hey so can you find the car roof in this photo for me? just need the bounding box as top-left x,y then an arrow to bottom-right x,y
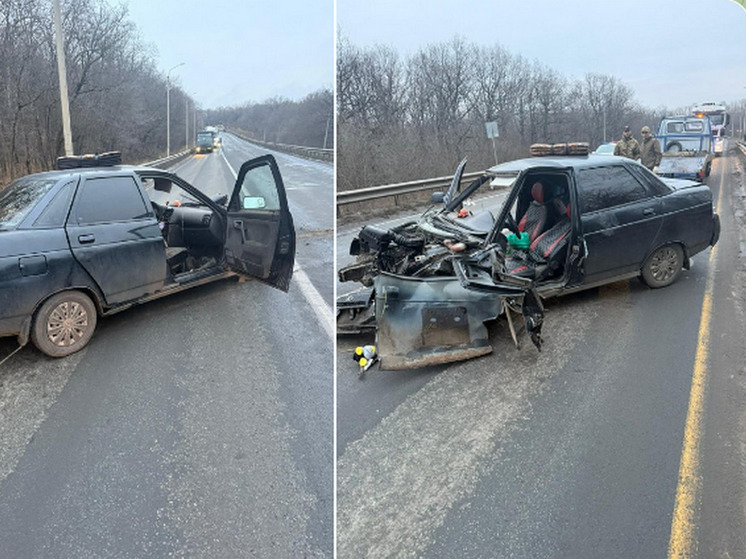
11,164 -> 158,183
487,154 -> 629,174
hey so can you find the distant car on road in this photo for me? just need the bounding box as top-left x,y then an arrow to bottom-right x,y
338,146 -> 720,369
0,153 -> 295,356
592,142 -> 617,155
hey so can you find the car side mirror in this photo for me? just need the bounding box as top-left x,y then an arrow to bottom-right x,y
243,196 -> 266,209
431,192 -> 445,204
154,178 -> 172,193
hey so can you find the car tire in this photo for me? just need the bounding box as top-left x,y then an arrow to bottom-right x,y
705,161 -> 712,177
641,244 -> 684,288
31,291 -> 97,357
666,142 -> 682,153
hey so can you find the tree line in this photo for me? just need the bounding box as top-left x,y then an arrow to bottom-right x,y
205,89 -> 333,150
0,0 -> 329,186
337,36 -> 674,191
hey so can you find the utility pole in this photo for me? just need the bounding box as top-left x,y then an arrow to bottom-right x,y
323,117 -> 331,149
166,62 -> 185,156
53,0 -> 73,155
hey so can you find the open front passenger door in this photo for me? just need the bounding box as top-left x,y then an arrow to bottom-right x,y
224,155 -> 295,292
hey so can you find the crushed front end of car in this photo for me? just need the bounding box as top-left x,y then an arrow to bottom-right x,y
374,272 -> 501,369
338,204 -> 544,369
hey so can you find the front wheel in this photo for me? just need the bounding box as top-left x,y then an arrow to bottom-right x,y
31,291 -> 97,357
641,244 -> 684,288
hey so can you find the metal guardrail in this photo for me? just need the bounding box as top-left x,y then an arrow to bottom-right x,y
737,141 -> 746,157
337,171 -> 484,206
229,131 -> 333,162
143,150 -> 191,169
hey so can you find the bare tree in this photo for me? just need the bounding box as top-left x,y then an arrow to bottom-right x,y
336,37 -> 660,191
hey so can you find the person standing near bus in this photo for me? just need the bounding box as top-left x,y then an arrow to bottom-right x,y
639,125 -> 662,171
614,125 -> 641,160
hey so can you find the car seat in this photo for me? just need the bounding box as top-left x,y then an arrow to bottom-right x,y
518,182 -> 554,242
505,202 -> 572,281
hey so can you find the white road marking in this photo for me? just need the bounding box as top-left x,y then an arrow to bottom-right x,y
293,264 -> 334,340
220,150 -> 333,340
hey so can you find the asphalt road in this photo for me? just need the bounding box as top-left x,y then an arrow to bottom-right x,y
0,136 -> 334,558
336,148 -> 746,558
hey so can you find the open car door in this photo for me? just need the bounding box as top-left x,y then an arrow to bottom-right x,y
224,155 -> 295,292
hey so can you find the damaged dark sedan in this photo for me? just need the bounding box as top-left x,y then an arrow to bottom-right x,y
0,153 -> 295,357
338,145 -> 720,370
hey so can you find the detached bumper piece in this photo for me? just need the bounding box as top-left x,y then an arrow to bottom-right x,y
374,273 -> 501,370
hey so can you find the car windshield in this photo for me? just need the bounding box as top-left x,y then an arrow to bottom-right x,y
0,176 -> 59,230
197,133 -> 212,142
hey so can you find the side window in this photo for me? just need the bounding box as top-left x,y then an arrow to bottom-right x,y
576,166 -> 650,214
33,180 -> 76,228
75,176 -> 149,224
237,164 -> 280,210
667,122 -> 684,133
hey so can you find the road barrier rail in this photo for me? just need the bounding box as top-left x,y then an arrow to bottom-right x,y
337,171 -> 484,219
144,150 -> 191,169
737,140 -> 746,158
229,131 -> 333,162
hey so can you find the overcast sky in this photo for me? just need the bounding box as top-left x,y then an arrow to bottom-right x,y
338,0 -> 746,111
122,0 -> 333,109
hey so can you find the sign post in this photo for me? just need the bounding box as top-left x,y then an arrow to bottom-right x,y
485,120 -> 499,165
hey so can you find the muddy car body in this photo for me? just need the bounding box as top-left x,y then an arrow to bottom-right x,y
0,154 -> 295,356
338,152 -> 720,369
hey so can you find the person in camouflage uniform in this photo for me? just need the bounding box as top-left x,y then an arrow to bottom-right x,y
639,125 -> 662,171
614,125 -> 641,160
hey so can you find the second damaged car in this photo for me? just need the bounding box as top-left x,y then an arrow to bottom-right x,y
338,144 -> 720,370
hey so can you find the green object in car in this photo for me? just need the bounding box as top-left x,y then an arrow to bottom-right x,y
507,232 -> 530,249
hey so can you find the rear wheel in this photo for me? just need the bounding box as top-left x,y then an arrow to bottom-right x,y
641,244 -> 684,288
31,291 -> 97,357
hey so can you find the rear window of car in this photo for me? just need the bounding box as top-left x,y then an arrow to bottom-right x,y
33,180 -> 76,228
0,176 -> 59,230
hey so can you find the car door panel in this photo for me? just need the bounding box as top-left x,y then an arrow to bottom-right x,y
581,199 -> 664,281
574,164 -> 665,284
224,155 -> 295,292
67,175 -> 168,305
